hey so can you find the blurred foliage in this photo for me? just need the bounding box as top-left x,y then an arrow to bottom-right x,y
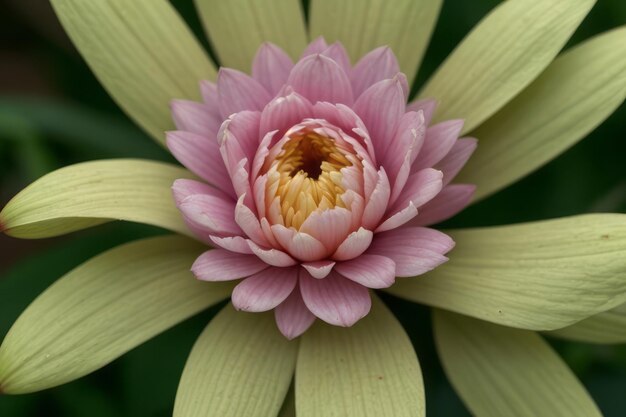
0,0 -> 625,415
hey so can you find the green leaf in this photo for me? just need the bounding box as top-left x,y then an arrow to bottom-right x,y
547,303 -> 626,344
419,0 -> 595,133
296,296 -> 424,417
460,27 -> 626,202
386,214 -> 626,330
434,310 -> 602,417
173,305 -> 297,417
0,235 -> 231,394
195,0 -> 307,70
309,0 -> 442,81
0,159 -> 193,239
50,0 -> 216,144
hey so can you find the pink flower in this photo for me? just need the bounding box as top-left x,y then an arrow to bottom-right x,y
167,38 -> 476,339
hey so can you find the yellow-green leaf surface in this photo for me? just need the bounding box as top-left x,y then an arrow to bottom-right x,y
0,159 -> 193,239
461,27 -> 626,202
195,0 -> 307,71
420,0 -> 594,134
51,0 -> 216,144
0,236 -> 231,394
434,310 -> 602,417
387,214 -> 626,330
297,296 -> 424,417
174,305 -> 297,417
548,302 -> 626,344
309,0 -> 442,80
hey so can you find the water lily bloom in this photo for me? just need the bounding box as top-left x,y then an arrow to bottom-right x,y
1,0 -> 625,416
169,39 -> 471,337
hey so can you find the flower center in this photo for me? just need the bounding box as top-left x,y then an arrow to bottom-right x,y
265,131 -> 356,229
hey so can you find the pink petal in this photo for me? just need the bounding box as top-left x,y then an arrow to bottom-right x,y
252,43 -> 294,95
210,235 -> 254,254
335,254 -> 396,289
387,111 -> 426,205
301,261 -> 336,279
200,80 -> 220,115
300,270 -> 371,327
172,179 -> 217,205
218,110 -> 261,171
299,207 -> 353,252
248,240 -> 298,267
375,202 -> 418,233
435,138 -> 477,186
361,167 -> 391,230
351,46 -> 400,99
353,77 -> 406,158
232,266 -> 298,312
259,90 -> 313,140
287,54 -> 354,105
413,120 -> 464,171
166,131 -> 234,196
367,227 -> 454,277
170,100 -> 221,136
333,227 -> 374,261
178,193 -> 241,236
390,168 -> 443,213
217,68 -> 272,118
271,224 -> 328,262
301,36 -> 329,58
191,249 -> 268,281
409,184 -> 476,226
321,42 -> 351,74
235,195 -> 268,245
275,284 -> 316,340
406,98 -> 437,126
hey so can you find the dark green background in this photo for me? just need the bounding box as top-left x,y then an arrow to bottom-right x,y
1,0 -> 624,415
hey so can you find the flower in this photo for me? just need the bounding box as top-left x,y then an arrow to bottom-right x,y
169,39 -> 473,338
1,0 -> 625,416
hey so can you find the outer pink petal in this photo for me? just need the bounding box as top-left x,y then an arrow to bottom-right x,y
301,261 -> 336,279
248,240 -> 298,267
217,68 -> 272,118
172,179 -> 218,205
409,184 -> 476,226
375,202 -> 418,233
332,227 -> 373,261
271,224 -> 328,262
351,46 -> 400,99
275,284 -> 316,340
389,168 -> 443,213
353,77 -> 406,158
300,270 -> 371,327
171,100 -> 221,136
210,235 -> 254,254
300,36 -> 328,58
287,54 -> 354,105
406,98 -> 437,126
235,195 -> 268,245
200,80 -> 221,116
178,193 -> 241,236
387,111 -> 426,205
321,42 -> 351,74
367,227 -> 454,277
435,138 -> 478,186
335,254 -> 396,289
412,120 -> 464,171
259,89 -> 313,140
232,266 -> 298,312
191,249 -> 268,281
166,131 -> 234,196
252,43 -> 294,95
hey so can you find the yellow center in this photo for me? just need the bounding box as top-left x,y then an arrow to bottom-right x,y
265,132 -> 357,229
